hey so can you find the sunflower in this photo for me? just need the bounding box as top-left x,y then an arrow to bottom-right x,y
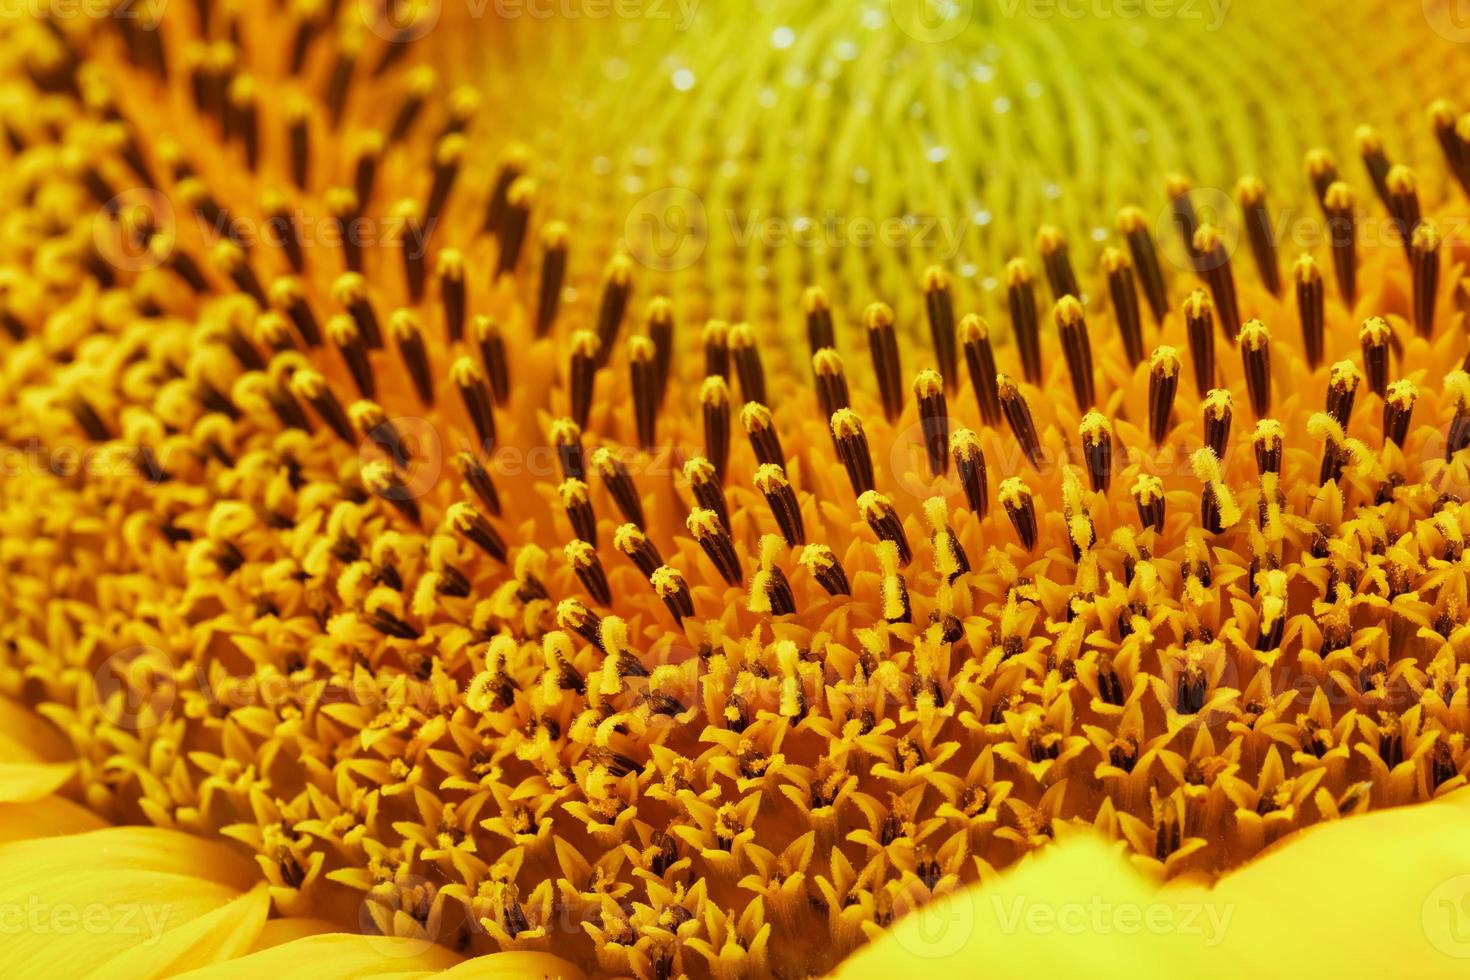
5,1 -> 1470,978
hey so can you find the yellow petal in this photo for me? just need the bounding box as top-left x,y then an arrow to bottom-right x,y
0,697 -> 72,761
842,787 -> 1470,979
0,827 -> 260,974
178,933 -> 463,980
0,794 -> 107,842
436,952 -> 588,980
0,761 -> 74,803
103,883 -> 269,977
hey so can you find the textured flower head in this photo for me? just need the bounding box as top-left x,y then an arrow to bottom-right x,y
4,2 -> 1470,978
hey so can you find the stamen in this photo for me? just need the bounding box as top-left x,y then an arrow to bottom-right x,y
1193,224 -> 1241,341
1006,258 -> 1044,383
289,368 -> 353,443
352,130 -> 383,208
1359,316 -> 1391,397
751,536 -> 796,617
614,523 -> 663,577
813,348 -> 851,426
873,540 -> 911,624
703,320 -> 729,379
262,190 -> 304,273
333,272 -> 383,349
1239,319 -> 1272,419
1323,182 -> 1357,307
865,302 -> 904,423
1079,412 -> 1113,492
1383,380 -> 1417,448
453,356 -> 497,449
1131,474 -> 1164,533
1101,247 -> 1146,367
1165,174 -> 1202,272
1203,389 -> 1233,461
1252,419 -> 1284,475
688,508 -> 743,585
1183,289 -> 1217,395
951,428 -> 989,516
1235,177 -> 1282,295
923,266 -> 960,388
1294,254 -> 1325,368
536,222 -> 568,337
1355,125 -> 1393,209
1191,448 -> 1241,534
859,490 -> 911,566
287,96 -> 310,188
327,314 -> 373,398
1117,206 -> 1168,325
1036,225 -> 1080,300
628,336 -> 658,450
1429,101 -> 1470,197
593,448 -> 645,530
393,201 -> 426,303
211,241 -> 267,307
1309,413 -> 1349,486
423,133 -> 465,232
959,315 -> 1001,425
437,249 -> 466,343
270,277 -> 320,348
701,376 -> 731,484
254,311 -> 298,356
364,459 -> 420,526
1061,467 -> 1096,559
914,369 -> 950,477
494,177 -> 533,277
730,322 -> 769,406
472,316 -> 510,406
387,66 -> 435,143
804,286 -> 836,353
1447,372 -> 1470,460
755,464 -> 805,546
647,297 -> 675,406
551,418 -> 586,481
326,188 -> 363,274
998,374 -> 1044,471
1386,165 -> 1422,252
651,566 -> 694,624
323,32 -> 360,126
555,597 -> 604,652
454,450 -> 501,517
683,457 -> 730,531
831,409 -> 875,497
1148,346 -> 1180,446
1305,148 -> 1339,210
799,544 -> 850,596
568,330 -> 600,430
351,400 -> 401,465
1055,296 -> 1096,409
559,478 -> 597,545
1411,220 -> 1441,339
483,146 -> 528,236
596,254 -> 633,367
1326,361 -> 1361,429
924,497 -> 971,582
999,478 -> 1038,550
